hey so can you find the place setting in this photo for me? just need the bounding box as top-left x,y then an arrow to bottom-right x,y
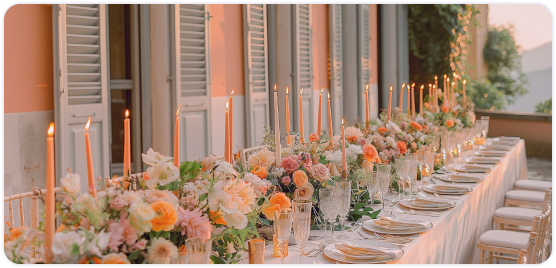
464,156 -> 501,165
450,163 -> 493,173
433,173 -> 484,183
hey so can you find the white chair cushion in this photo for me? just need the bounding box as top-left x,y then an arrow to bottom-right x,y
505,190 -> 545,203
514,180 -> 552,191
479,230 -> 529,249
494,207 -> 542,221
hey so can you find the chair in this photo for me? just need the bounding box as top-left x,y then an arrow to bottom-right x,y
504,190 -> 546,208
514,180 -> 552,192
493,188 -> 551,232
239,146 -> 264,167
477,203 -> 552,263
4,186 -> 62,263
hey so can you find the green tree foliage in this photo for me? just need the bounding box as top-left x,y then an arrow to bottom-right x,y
534,98 -> 552,114
467,80 -> 506,110
482,25 -> 528,105
408,4 -> 478,83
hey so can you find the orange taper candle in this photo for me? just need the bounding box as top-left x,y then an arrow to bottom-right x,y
411,83 -> 416,120
341,118 -> 346,172
229,89 -> 234,162
285,87 -> 291,147
299,88 -> 305,143
124,110 -> 131,175
387,86 -> 393,121
327,92 -> 333,143
399,83 -> 405,112
434,75 -> 438,111
45,123 -> 55,263
225,101 -> 230,163
84,117 -> 97,199
365,84 -> 369,130
407,86 -> 411,116
317,87 -> 324,136
419,85 -> 424,115
462,79 -> 467,105
173,106 -> 180,167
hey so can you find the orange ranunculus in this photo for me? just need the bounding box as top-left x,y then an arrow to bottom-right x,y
8,226 -> 28,242
262,192 -> 291,221
410,121 -> 422,131
423,125 -> 429,131
79,256 -> 102,264
150,201 -> 178,232
362,144 -> 379,163
210,210 -> 227,225
397,141 -> 407,154
452,111 -> 458,117
101,253 -> 131,264
424,102 -> 431,111
292,170 -> 308,186
56,224 -> 67,233
446,119 -> 454,128
377,127 -> 388,135
252,166 -> 268,179
309,133 -> 319,142
442,106 -> 449,113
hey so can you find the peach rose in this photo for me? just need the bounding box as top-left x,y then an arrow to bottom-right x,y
102,253 -> 131,264
310,163 -> 330,182
150,201 -> 178,232
262,192 -> 291,221
292,170 -> 309,186
210,210 -> 227,225
281,156 -> 300,173
251,166 -> 268,179
362,144 -> 379,163
327,163 -> 341,177
361,159 -> 374,171
309,133 -> 319,142
294,183 -> 314,200
377,127 -> 388,135
397,141 -> 407,154
442,106 -> 449,113
446,119 -> 455,128
410,121 -> 422,131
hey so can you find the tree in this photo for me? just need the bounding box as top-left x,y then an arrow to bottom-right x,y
534,98 -> 552,114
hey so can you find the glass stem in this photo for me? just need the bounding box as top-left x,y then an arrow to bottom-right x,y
299,244 -> 304,263
280,242 -> 285,264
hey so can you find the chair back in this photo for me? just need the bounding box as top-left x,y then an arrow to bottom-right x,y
528,194 -> 552,264
239,145 -> 264,167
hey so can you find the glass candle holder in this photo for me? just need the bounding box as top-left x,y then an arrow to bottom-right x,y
248,239 -> 266,264
272,234 -> 288,257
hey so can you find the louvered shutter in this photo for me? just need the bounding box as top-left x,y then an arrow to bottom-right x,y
329,4 -> 343,133
243,4 -> 270,147
358,5 -> 372,119
53,4 -> 110,191
292,4 -> 313,134
173,4 -> 211,160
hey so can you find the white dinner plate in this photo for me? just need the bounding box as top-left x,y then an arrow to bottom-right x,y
362,218 -> 432,235
474,150 -> 506,157
399,198 -> 456,210
436,175 -> 482,183
451,164 -> 492,173
323,240 -> 404,264
479,145 -> 511,151
424,185 -> 471,195
465,157 -> 500,165
369,218 -> 428,231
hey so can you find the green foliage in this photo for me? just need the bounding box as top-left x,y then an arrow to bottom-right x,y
408,4 -> 478,82
535,98 -> 552,114
483,24 -> 528,105
467,80 -> 506,110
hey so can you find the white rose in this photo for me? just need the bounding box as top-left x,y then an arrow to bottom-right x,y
143,190 -> 179,209
385,121 -> 402,133
386,136 -> 396,148
281,147 -> 294,157
60,172 -> 81,195
202,155 -> 217,170
141,148 -> 173,166
145,162 -> 180,188
215,161 -> 236,177
242,173 -> 272,195
52,231 -> 85,262
223,209 -> 248,229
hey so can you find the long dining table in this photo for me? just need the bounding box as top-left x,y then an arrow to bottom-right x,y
239,139 -> 528,264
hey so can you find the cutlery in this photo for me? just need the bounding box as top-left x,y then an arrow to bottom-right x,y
374,232 -> 414,244
348,218 -> 364,232
307,242 -> 325,256
313,260 -> 323,264
308,243 -> 327,258
394,207 -> 441,217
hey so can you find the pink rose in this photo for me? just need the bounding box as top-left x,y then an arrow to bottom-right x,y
281,156 -> 300,173
281,176 -> 292,185
358,138 -> 367,146
133,239 -> 148,250
310,164 -> 330,182
400,122 -> 407,129
109,197 -> 126,211
299,153 -> 312,172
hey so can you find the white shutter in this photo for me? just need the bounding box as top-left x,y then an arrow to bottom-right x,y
292,4 -> 313,134
243,4 -> 270,147
358,5 -> 371,119
173,4 -> 211,160
329,4 -> 343,132
54,4 -> 110,192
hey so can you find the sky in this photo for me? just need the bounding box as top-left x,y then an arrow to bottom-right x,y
488,4 -> 552,52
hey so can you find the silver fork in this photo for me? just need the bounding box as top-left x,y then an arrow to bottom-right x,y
306,242 -> 325,256
308,242 -> 327,258
348,218 -> 364,232
410,208 -> 442,217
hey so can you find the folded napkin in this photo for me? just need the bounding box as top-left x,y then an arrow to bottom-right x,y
335,242 -> 398,258
449,175 -> 483,182
466,157 -> 500,164
456,164 -> 491,172
499,136 -> 520,141
481,145 -> 511,151
433,185 -> 471,192
411,197 -> 454,207
377,216 -> 428,228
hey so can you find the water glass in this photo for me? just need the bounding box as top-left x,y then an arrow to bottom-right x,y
481,116 -> 490,138
393,157 -> 407,200
376,164 -> 391,213
364,170 -> 378,205
334,180 -> 352,239
292,200 -> 312,263
274,209 -> 293,264
185,238 -> 212,264
248,239 -> 266,264
404,153 -> 417,197
319,188 -> 339,243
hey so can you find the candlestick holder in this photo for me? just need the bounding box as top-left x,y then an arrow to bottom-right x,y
341,170 -> 348,180
248,239 -> 266,264
272,234 -> 288,257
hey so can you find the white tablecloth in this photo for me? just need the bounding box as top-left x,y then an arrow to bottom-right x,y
239,140 -> 527,264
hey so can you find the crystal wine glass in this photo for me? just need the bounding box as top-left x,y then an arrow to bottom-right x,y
319,188 -> 339,243
334,180 -> 352,240
404,153 -> 417,197
185,238 -> 212,264
292,199 -> 312,263
274,209 -> 293,264
376,164 -> 391,213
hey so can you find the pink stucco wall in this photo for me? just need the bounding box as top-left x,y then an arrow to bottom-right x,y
209,4 -> 245,97
4,4 -> 54,114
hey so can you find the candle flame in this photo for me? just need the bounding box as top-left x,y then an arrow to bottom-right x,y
320,87 -> 324,93
453,72 -> 457,78
125,109 -> 129,118
444,74 -> 447,78
435,75 -> 438,80
286,87 -> 289,95
300,87 -> 304,95
412,83 -> 415,87
463,79 -> 467,85
452,82 -> 455,86
366,84 -> 369,92
429,84 -> 432,88
342,118 -> 345,126
47,122 -> 54,137
84,117 -> 91,131
176,105 -> 181,116
231,89 -> 235,96
389,86 -> 393,92
328,92 -> 330,99
433,85 -> 436,89
447,77 -> 450,83
420,85 -> 424,90
402,83 -> 406,89
274,84 -> 277,92
226,100 -> 229,109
